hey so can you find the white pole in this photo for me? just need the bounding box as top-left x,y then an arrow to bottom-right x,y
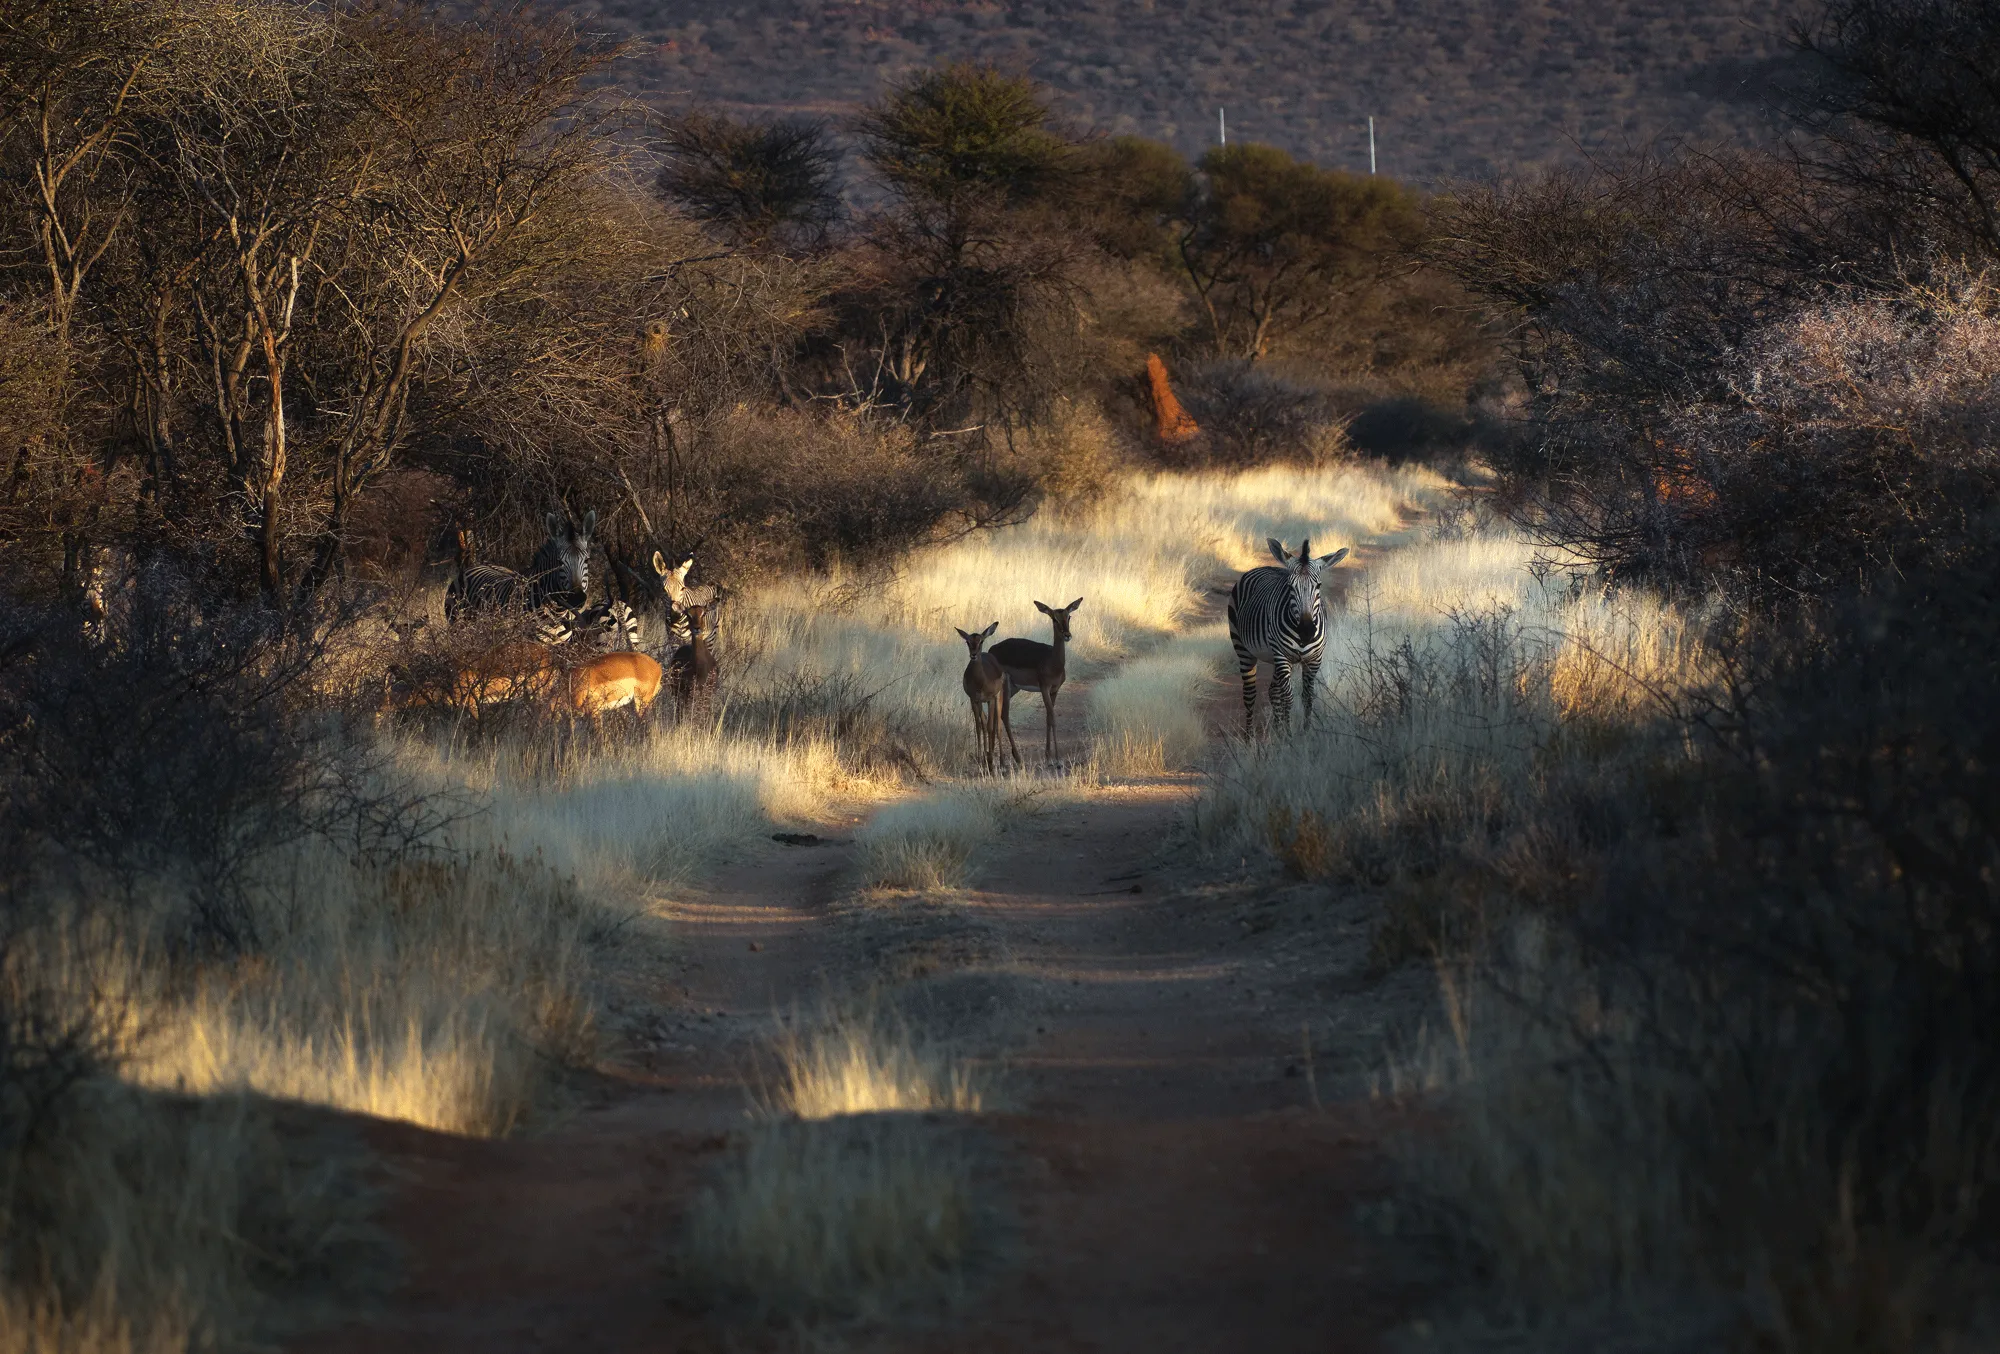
1219,107 -> 1226,146
1368,115 -> 1376,174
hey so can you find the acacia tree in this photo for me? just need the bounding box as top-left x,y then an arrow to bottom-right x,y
831,64 -> 1088,430
1178,143 -> 1424,360
654,111 -> 841,252
1795,0 -> 2000,258
0,0 -> 624,599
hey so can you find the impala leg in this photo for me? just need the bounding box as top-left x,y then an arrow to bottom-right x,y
1045,689 -> 1057,763
1000,682 -> 1023,769
1271,655 -> 1294,733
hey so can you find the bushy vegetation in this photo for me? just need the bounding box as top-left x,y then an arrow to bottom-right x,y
1188,3 -> 2000,1346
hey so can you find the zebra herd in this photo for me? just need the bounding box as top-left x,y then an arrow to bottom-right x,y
434,509 -> 713,717
444,510 -> 700,656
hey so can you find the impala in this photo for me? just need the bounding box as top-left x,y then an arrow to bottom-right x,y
991,598 -> 1082,764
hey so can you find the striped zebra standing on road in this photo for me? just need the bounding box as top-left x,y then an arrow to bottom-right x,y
1227,537 -> 1350,737
446,510 -> 597,622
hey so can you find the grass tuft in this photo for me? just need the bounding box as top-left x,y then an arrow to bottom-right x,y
678,1115 -> 983,1324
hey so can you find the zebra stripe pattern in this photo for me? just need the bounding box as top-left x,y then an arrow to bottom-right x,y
533,600 -> 640,650
445,510 -> 596,621
1227,537 -> 1349,737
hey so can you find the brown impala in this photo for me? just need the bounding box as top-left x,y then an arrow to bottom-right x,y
990,597 -> 1082,764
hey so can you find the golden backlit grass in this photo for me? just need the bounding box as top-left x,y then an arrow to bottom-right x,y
727,460 -> 1453,778
681,1000 -> 992,1322
759,1000 -> 987,1119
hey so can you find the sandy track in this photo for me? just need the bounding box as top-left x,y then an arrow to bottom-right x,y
297,624 -> 1433,1352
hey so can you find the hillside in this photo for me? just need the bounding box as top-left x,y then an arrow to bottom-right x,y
565,0 -> 1814,185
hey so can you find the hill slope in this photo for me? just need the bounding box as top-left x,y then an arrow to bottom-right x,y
566,0 -> 1813,184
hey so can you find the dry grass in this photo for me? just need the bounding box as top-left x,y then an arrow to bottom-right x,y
852,780 -> 1032,891
678,1115 -> 983,1324
758,999 -> 988,1119
117,845 -> 598,1137
725,460 -> 1451,779
680,998 -> 994,1325
1195,509 -> 1710,889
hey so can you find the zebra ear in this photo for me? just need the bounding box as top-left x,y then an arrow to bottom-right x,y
581,509 -> 597,536
545,511 -> 562,538
1267,538 -> 1291,564
652,550 -> 668,576
674,558 -> 694,584
1314,547 -> 1350,570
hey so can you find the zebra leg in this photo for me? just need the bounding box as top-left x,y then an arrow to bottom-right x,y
1301,655 -> 1321,728
1271,655 -> 1294,733
1234,647 -> 1259,738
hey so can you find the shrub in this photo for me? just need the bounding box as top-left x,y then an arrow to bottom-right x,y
1174,361 -> 1351,466
677,1115 -> 985,1324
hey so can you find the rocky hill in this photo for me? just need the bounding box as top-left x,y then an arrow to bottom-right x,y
561,0 -> 1815,185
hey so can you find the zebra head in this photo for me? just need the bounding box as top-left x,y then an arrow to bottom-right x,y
1266,538 -> 1351,642
651,550 -> 696,605
539,509 -> 596,604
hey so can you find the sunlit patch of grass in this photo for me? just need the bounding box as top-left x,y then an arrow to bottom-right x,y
122,845 -> 598,1137
1088,622 -> 1229,776
759,1001 -> 987,1119
727,461 -> 1455,775
0,1283 -> 193,1354
853,780 -> 1030,891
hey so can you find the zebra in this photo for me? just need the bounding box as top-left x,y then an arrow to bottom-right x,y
532,598 -> 641,650
1227,537 -> 1350,737
445,510 -> 597,622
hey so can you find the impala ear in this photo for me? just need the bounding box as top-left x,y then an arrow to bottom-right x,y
981,621 -> 998,639
1066,597 -> 1083,613
1268,538 -> 1291,563
1035,600 -> 1054,617
1315,546 -> 1350,570
955,627 -> 972,641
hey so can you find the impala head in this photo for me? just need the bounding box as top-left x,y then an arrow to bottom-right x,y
1033,598 -> 1083,643
1267,538 -> 1349,640
956,621 -> 999,656
543,509 -> 596,597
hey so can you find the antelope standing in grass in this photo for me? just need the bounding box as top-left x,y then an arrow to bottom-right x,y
991,598 -> 1082,764
957,622 -> 1018,774
1228,537 -> 1348,737
562,650 -> 663,722
667,602 -> 718,718
389,641 -> 659,725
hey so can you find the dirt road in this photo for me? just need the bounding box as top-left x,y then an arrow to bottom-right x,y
297,674 -> 1435,1352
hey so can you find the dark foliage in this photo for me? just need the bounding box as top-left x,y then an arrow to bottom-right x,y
655,111 -> 842,251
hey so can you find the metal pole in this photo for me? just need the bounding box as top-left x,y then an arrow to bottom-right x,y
1368,115 -> 1376,174
1219,107 -> 1226,146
